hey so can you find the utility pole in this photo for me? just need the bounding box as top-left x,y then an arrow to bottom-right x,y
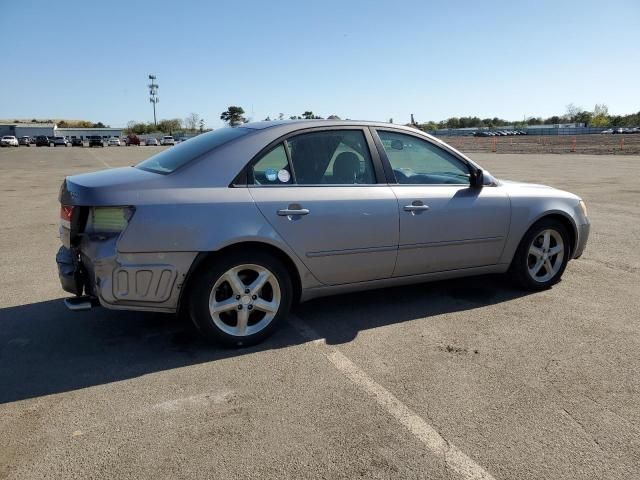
148,74 -> 159,127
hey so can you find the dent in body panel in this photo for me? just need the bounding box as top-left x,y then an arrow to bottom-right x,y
80,235 -> 197,311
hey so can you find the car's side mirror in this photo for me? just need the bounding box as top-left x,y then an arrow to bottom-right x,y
470,168 -> 484,188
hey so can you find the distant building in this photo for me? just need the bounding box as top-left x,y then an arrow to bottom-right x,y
0,122 -> 122,139
0,123 -> 56,137
57,127 -> 123,139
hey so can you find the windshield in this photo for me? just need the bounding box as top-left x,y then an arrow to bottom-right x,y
136,128 -> 250,174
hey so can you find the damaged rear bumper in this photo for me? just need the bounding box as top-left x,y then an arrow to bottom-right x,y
56,238 -> 197,313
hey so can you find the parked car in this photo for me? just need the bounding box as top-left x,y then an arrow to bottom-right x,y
126,134 -> 140,146
57,120 -> 591,346
474,131 -> 491,137
1,135 -> 19,147
161,135 -> 176,146
53,136 -> 69,147
35,135 -> 50,147
18,136 -> 32,146
108,137 -> 121,146
600,129 -> 614,134
145,137 -> 159,146
71,138 -> 84,147
88,136 -> 105,147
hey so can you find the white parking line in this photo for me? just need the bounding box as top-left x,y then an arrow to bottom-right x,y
291,317 -> 495,480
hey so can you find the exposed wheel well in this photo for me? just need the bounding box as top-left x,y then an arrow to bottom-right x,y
178,242 -> 302,315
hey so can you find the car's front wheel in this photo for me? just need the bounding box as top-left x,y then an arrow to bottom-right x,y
188,251 -> 293,346
511,218 -> 570,290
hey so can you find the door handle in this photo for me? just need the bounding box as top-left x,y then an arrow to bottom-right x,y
403,202 -> 430,212
277,208 -> 310,216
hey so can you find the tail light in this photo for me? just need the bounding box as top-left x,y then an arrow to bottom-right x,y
60,205 -> 74,229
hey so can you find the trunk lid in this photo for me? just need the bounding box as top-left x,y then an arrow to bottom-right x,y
59,166 -> 159,206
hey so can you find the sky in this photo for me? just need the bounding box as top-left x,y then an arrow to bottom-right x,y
1,0 -> 639,128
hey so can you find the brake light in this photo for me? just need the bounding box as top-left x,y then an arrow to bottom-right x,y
60,205 -> 74,228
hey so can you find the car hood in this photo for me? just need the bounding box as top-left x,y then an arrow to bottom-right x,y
60,167 -> 163,206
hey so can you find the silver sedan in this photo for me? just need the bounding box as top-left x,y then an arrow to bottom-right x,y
57,120 -> 590,346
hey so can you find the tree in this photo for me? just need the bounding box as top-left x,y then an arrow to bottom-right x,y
327,115 -> 341,120
445,117 -> 460,129
419,121 -> 438,132
565,103 -> 582,122
277,113 -> 284,120
574,111 -> 592,126
184,112 -> 200,131
125,120 -> 137,134
220,106 -> 247,126
92,122 -> 107,128
302,111 -> 315,119
591,104 -> 609,127
263,116 -> 272,121
289,115 -> 301,120
157,118 -> 182,134
198,119 -> 205,132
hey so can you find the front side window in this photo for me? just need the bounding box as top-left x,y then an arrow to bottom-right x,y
377,130 -> 470,185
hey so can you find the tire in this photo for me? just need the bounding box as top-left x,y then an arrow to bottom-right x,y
510,218 -> 571,290
188,250 -> 293,347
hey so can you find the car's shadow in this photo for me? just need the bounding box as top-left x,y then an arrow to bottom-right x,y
0,275 -> 530,404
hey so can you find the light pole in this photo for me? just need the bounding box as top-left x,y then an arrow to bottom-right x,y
148,74 -> 159,127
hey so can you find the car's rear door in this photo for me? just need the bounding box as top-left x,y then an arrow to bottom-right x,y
372,128 -> 510,276
248,127 -> 399,285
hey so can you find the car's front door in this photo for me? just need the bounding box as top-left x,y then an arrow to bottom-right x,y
373,129 -> 511,276
249,128 -> 399,285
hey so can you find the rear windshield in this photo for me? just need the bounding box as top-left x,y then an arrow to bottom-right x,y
136,128 -> 250,174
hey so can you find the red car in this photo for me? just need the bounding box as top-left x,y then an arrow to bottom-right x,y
126,134 -> 141,146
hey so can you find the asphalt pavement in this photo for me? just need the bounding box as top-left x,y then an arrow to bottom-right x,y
1,146 -> 638,479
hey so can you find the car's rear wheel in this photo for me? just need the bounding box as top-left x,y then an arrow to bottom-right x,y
511,218 -> 570,290
188,251 -> 293,347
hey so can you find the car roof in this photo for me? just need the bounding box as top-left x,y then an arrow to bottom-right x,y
243,119 -> 418,131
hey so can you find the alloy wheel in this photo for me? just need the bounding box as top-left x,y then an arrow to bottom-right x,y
527,229 -> 565,282
208,264 -> 281,337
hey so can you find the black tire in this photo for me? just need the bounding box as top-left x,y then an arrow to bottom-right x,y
188,250 -> 293,347
510,218 -> 571,290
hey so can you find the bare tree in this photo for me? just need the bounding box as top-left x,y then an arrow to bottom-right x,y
565,103 -> 582,122
184,112 -> 200,131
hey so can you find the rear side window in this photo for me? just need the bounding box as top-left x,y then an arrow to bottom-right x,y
250,130 -> 376,186
252,144 -> 293,185
136,128 -> 250,174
